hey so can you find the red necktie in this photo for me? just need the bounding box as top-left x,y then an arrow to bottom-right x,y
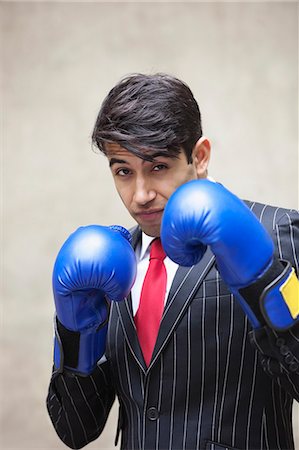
135,238 -> 167,366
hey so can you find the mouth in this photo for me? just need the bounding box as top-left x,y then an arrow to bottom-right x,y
134,209 -> 164,222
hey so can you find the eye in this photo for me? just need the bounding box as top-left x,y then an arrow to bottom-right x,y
115,168 -> 131,177
152,164 -> 168,172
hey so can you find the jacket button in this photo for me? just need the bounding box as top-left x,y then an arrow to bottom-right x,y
280,345 -> 289,356
147,407 -> 159,421
289,361 -> 299,372
285,354 -> 293,364
276,338 -> 285,347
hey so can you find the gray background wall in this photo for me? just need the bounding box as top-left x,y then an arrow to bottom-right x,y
1,1 -> 298,449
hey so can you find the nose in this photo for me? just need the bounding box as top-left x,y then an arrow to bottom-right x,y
133,176 -> 156,205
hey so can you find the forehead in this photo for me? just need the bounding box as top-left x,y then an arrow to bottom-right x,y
104,142 -> 179,161
105,143 -> 133,158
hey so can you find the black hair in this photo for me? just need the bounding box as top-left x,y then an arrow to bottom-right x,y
91,73 -> 202,163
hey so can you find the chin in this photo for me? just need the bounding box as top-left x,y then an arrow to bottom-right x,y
140,224 -> 161,238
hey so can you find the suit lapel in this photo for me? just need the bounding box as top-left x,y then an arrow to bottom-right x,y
115,226 -> 147,372
115,294 -> 146,372
115,226 -> 216,372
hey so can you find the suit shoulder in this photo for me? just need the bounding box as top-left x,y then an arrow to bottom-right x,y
244,199 -> 299,231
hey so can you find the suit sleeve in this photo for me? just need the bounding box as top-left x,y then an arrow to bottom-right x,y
249,208 -> 299,400
46,360 -> 115,449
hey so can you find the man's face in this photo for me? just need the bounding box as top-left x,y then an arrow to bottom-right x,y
106,142 -> 209,237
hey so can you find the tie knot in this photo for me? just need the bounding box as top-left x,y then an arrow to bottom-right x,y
150,238 -> 166,261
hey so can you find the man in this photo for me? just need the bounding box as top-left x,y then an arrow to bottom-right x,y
47,73 -> 299,450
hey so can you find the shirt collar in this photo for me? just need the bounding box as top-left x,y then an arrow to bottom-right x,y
139,233 -> 156,260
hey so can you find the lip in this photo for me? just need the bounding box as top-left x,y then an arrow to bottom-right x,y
135,209 -> 164,221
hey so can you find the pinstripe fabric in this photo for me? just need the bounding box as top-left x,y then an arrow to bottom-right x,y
47,202 -> 299,450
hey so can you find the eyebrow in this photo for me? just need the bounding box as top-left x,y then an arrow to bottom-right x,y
109,152 -> 177,168
109,158 -> 127,167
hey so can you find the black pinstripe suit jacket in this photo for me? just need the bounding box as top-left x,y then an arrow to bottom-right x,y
47,201 -> 299,450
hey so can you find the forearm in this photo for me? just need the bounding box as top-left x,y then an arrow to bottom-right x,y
249,323 -> 299,401
248,209 -> 299,399
46,361 -> 115,449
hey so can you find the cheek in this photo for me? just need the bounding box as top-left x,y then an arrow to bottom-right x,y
184,163 -> 198,181
115,185 -> 134,211
169,166 -> 197,193
113,182 -> 132,209
120,193 -> 132,210
157,179 -> 177,199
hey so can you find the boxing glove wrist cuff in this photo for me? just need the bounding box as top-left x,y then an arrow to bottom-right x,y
55,318 -> 80,369
54,310 -> 109,376
239,259 -> 299,331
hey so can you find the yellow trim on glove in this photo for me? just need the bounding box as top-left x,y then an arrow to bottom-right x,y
280,268 -> 299,319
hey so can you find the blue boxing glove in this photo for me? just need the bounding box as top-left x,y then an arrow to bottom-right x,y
53,225 -> 136,375
161,179 -> 299,330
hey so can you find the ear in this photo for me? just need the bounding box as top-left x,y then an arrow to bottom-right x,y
192,137 -> 211,178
